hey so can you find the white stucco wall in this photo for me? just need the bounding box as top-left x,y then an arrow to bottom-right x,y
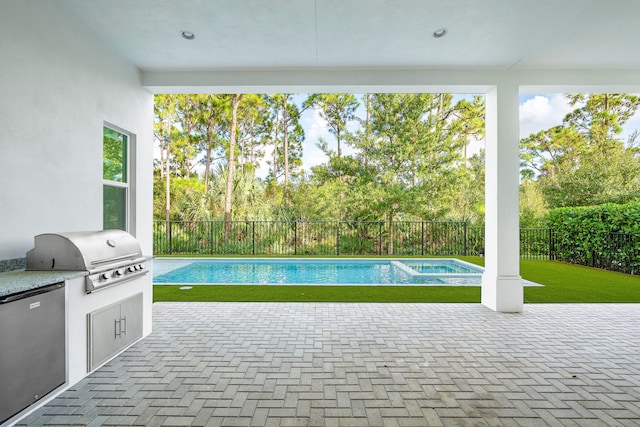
0,1 -> 153,259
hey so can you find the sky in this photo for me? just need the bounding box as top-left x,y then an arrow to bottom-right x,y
287,93 -> 640,178
519,94 -> 574,138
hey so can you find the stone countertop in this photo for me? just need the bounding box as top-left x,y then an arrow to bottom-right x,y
0,269 -> 87,298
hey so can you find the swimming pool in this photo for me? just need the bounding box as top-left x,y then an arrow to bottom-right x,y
153,258 -> 485,286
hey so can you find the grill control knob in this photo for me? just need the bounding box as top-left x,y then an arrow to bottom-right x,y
113,269 -> 123,277
99,273 -> 109,281
127,266 -> 136,273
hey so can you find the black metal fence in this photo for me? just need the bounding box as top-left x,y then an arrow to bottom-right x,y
154,220 -> 540,258
153,220 -> 639,274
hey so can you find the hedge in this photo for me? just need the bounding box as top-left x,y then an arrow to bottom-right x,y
547,201 -> 640,273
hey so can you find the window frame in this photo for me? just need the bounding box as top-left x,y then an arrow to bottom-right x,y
103,123 -> 136,233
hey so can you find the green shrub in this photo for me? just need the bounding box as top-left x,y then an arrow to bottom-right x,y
548,201 -> 640,273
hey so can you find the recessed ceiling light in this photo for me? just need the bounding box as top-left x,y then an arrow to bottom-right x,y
433,28 -> 448,38
181,30 -> 195,40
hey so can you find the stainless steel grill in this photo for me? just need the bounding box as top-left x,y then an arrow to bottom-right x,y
26,230 -> 151,293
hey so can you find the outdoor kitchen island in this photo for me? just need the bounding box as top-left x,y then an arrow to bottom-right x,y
0,233 -> 153,425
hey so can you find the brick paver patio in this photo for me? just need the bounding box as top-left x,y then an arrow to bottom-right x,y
16,303 -> 640,426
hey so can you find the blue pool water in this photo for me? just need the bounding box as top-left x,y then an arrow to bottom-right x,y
153,258 -> 484,286
400,260 -> 481,274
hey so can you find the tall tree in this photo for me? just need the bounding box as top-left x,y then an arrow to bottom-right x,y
521,93 -> 640,209
198,94 -> 225,192
346,93 -> 472,253
265,94 -> 304,191
347,93 -> 375,168
304,94 -> 359,158
236,94 -> 270,172
151,92 -> 490,233
154,94 -> 175,179
538,142 -> 640,207
520,126 -> 586,179
450,95 -> 485,166
283,94 -> 290,188
224,94 -> 244,239
208,164 -> 272,220
173,95 -> 201,178
564,93 -> 640,146
153,94 -> 177,237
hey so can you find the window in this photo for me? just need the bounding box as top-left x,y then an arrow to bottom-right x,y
103,125 -> 134,231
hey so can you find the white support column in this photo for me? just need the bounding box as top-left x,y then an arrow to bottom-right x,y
482,83 -> 523,312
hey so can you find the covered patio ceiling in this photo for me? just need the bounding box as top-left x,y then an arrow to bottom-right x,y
57,0 -> 640,73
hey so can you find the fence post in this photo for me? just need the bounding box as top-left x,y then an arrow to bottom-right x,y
168,221 -> 173,255
431,222 -> 435,254
294,220 -> 298,255
463,222 -> 468,256
252,221 -> 255,255
548,228 -> 553,261
379,222 -> 383,255
421,221 -> 425,256
336,221 -> 340,256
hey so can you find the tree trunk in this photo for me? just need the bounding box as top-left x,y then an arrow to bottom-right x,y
283,94 -> 290,189
164,96 -> 174,239
224,94 -> 243,240
204,133 -> 213,192
463,132 -> 468,168
159,134 -> 165,179
388,214 -> 394,255
249,134 -> 255,165
364,93 -> 371,168
165,153 -> 171,237
272,111 -> 279,179
272,143 -> 278,179
436,94 -> 444,134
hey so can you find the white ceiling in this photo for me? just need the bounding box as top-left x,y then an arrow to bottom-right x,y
56,0 -> 640,73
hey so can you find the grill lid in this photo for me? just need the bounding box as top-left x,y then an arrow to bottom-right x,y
26,230 -> 143,272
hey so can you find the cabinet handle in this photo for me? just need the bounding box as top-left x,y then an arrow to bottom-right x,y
114,319 -> 121,338
121,316 -> 127,336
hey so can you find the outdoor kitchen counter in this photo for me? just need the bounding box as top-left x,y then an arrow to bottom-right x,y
0,269 -> 87,298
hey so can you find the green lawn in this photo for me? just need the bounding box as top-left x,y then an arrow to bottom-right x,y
521,260 -> 640,303
153,257 -> 640,303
